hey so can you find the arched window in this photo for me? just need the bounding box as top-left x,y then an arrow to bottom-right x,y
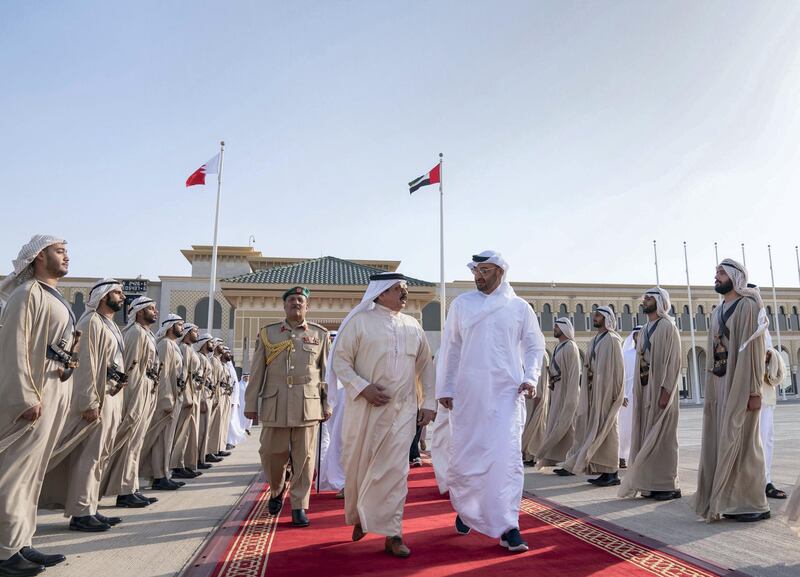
620,304 -> 633,331
696,305 -> 707,331
637,304 -> 647,325
422,302 -> 441,331
229,306 -> 236,330
194,297 -> 222,330
72,292 -> 86,319
559,303 -> 568,316
779,306 -> 788,331
541,304 -> 553,331
680,305 -> 692,332
176,305 -> 187,320
792,306 -> 800,331
574,304 -> 586,332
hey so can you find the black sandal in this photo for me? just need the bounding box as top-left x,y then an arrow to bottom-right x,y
766,483 -> 787,499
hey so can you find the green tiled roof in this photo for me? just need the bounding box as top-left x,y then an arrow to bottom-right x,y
223,256 -> 433,286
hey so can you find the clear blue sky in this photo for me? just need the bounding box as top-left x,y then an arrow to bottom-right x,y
2,1 -> 800,288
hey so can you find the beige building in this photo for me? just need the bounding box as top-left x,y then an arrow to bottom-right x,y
4,243 -> 799,404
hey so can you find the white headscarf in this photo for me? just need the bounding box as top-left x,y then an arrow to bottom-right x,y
124,296 -> 157,330
79,278 -> 123,323
155,313 -> 183,340
0,234 -> 66,303
719,259 -> 768,352
643,287 -> 674,323
194,333 -> 213,352
595,305 -> 617,332
554,317 -> 575,340
622,325 -> 642,354
325,273 -> 407,407
460,250 -> 517,329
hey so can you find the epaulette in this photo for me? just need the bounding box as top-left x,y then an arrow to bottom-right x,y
307,321 -> 329,333
262,321 -> 283,329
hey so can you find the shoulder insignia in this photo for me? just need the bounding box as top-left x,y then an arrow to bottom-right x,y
307,321 -> 329,333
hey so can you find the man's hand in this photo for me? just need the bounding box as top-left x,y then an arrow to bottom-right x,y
622,397 -> 629,408
244,411 -> 258,421
658,388 -> 670,410
747,394 -> 762,412
518,382 -> 535,396
360,384 -> 391,407
438,397 -> 453,410
20,404 -> 42,422
81,408 -> 100,423
417,409 -> 436,427
322,409 -> 333,423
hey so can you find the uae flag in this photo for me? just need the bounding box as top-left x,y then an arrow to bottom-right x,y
408,163 -> 441,194
186,153 -> 221,187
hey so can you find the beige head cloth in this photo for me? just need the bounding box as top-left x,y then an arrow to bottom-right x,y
554,317 -> 575,340
0,234 -> 66,303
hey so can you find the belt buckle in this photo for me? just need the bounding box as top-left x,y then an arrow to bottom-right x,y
286,375 -> 294,386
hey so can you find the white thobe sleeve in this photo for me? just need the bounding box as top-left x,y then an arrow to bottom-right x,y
521,303 -> 545,387
415,325 -> 437,411
331,318 -> 371,401
435,300 -> 462,400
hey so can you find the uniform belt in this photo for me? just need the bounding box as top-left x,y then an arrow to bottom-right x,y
267,375 -> 313,386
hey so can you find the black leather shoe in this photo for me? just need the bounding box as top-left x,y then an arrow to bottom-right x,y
69,515 -> 111,532
226,443 -> 235,450
587,474 -> 606,485
116,493 -> 149,508
268,487 -> 286,515
725,511 -> 771,522
134,491 -> 158,504
0,552 -> 45,576
651,490 -> 681,501
19,546 -> 64,568
95,512 -> 122,526
205,454 -> 222,463
152,477 -> 179,490
594,473 -> 621,487
291,509 -> 309,527
455,515 -> 471,535
216,450 -> 231,457
554,468 -> 575,477
171,468 -> 198,479
197,462 -> 212,469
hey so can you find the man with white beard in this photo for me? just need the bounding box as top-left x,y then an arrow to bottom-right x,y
437,251 -> 545,554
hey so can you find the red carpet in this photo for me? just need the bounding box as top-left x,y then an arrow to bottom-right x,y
191,465 -> 741,577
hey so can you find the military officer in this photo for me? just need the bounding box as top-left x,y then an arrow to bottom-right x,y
245,286 -> 331,528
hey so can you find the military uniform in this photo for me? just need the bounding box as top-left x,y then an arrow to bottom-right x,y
246,317 -> 330,510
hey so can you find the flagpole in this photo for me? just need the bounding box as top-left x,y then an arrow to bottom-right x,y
741,243 -> 747,268
653,240 -> 660,287
438,153 -> 446,334
207,140 -> 225,332
767,244 -> 786,401
714,242 -> 721,304
684,242 -> 701,405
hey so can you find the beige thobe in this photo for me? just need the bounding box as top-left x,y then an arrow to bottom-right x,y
170,342 -> 200,469
562,330 -> 624,474
522,353 -> 550,461
206,355 -> 224,455
333,305 -> 435,537
619,318 -> 681,496
140,338 -> 181,479
101,322 -> 157,496
694,296 -> 769,521
0,280 -> 75,558
537,339 -> 581,468
40,311 -> 124,518
196,354 -> 214,462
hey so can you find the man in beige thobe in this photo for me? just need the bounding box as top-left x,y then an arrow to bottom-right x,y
562,306 -> 624,486
619,288 -> 682,501
694,259 -> 770,522
244,286 -> 331,528
141,314 -> 187,489
0,236 -> 71,574
194,335 -> 216,466
543,318 -> 581,472
522,352 -> 550,465
101,296 -> 160,508
332,273 -> 436,558
203,340 -> 228,463
171,323 -> 202,471
40,279 -> 126,532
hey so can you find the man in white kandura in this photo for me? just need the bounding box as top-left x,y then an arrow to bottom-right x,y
331,272 -> 436,558
437,251 -> 545,553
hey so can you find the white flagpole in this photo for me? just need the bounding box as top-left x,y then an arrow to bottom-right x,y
438,153 -> 446,333
767,244 -> 786,401
684,242 -> 701,405
714,242 -> 722,304
741,243 -> 747,268
207,140 -> 225,332
653,240 -> 660,287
